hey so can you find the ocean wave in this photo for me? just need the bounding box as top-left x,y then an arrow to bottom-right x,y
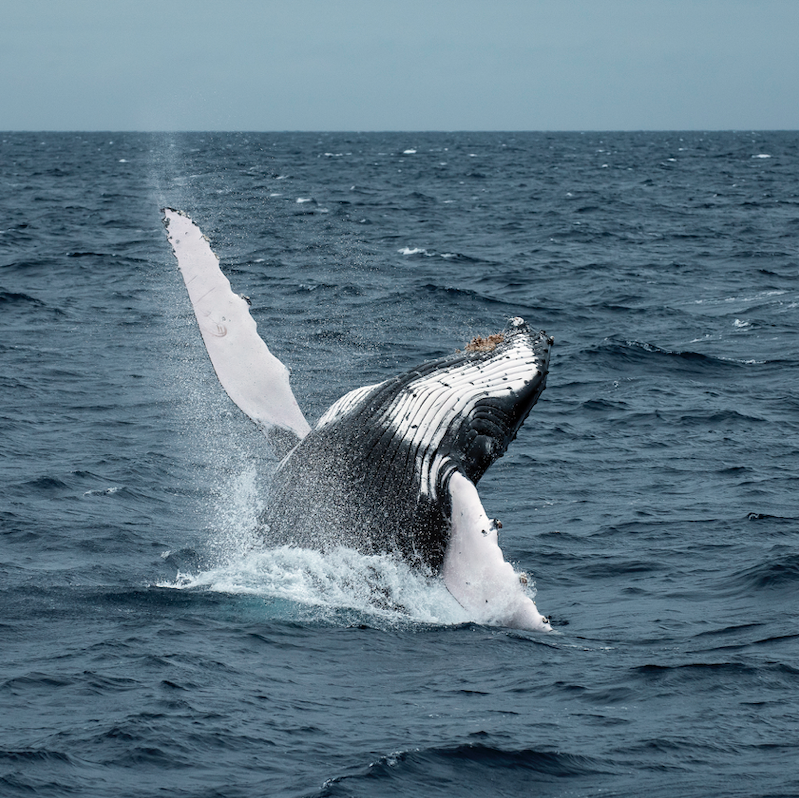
416,283 -> 515,312
631,660 -> 799,695
0,672 -> 75,695
0,749 -> 74,772
727,552 -> 799,593
584,337 -> 762,374
746,512 -> 797,523
8,475 -> 72,496
313,743 -> 613,797
0,289 -> 45,307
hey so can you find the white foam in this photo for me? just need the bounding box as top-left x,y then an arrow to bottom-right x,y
83,486 -> 121,497
398,247 -> 428,256
158,545 -> 468,627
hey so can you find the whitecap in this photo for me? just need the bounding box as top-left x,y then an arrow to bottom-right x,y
398,247 -> 428,256
83,486 -> 121,497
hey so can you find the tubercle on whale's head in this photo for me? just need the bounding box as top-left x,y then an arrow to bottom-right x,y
465,332 -> 505,353
462,318 -> 552,358
470,319 -> 553,380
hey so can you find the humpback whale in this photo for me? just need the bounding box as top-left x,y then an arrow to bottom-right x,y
162,208 -> 552,631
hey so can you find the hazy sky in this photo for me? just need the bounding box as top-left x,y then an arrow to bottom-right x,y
3,0 -> 798,131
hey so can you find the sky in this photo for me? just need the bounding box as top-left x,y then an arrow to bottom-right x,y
2,0 -> 798,131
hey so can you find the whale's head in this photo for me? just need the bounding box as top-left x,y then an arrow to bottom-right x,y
442,318 -> 552,487
310,317 -> 552,504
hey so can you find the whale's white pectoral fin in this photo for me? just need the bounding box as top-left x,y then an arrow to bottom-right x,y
162,208 -> 311,441
442,471 -> 551,631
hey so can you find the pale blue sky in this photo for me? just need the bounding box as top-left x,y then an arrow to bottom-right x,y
3,0 -> 797,131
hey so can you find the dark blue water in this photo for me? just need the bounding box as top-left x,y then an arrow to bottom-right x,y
2,131 -> 798,797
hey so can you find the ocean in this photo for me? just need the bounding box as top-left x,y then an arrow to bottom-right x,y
1,130 -> 798,797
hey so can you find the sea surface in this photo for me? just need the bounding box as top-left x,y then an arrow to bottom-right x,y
1,131 -> 798,797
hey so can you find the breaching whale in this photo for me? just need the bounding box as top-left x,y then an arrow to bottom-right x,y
162,208 -> 552,631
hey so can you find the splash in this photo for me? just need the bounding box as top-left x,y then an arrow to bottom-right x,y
159,462 -> 471,628
160,545 -> 470,627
